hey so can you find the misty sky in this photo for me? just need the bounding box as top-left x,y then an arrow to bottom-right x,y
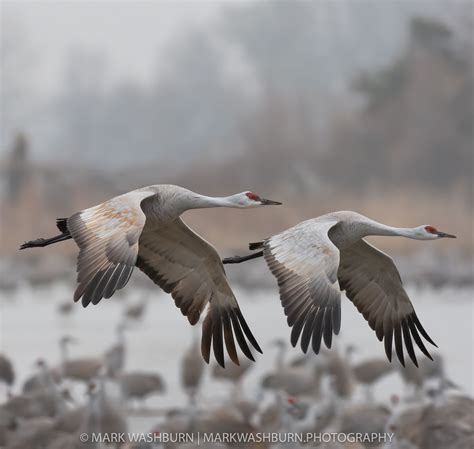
2,0 -> 453,100
3,1 -> 221,97
1,0 -> 462,162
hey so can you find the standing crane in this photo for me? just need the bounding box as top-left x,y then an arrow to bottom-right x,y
181,333 -> 205,406
104,321 -> 128,378
0,354 -> 15,391
59,336 -> 103,383
224,211 -> 455,367
20,185 -> 281,367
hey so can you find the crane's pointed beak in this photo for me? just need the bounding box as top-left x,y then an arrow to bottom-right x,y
436,231 -> 456,238
259,198 -> 282,206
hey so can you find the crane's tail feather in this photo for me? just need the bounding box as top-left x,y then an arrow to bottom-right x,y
249,241 -> 264,250
56,218 -> 68,233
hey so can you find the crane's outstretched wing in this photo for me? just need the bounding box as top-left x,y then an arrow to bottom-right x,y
263,219 -> 341,354
136,218 -> 261,368
338,239 -> 437,367
68,190 -> 155,307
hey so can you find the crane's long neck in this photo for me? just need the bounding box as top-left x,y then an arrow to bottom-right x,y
184,193 -> 240,210
276,344 -> 287,372
363,220 -> 419,239
117,326 -> 125,347
60,342 -> 69,368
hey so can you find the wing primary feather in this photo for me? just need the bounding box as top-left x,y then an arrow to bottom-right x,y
81,269 -> 107,307
229,313 -> 255,362
401,320 -> 418,367
384,331 -> 393,362
116,265 -> 133,290
103,264 -> 125,299
236,309 -> 262,354
407,316 -> 433,360
375,321 -> 385,342
212,307 -> 225,368
77,257 -> 111,305
290,302 -> 312,347
412,313 -> 437,347
394,322 -> 405,367
201,313 -> 213,364
332,299 -> 341,335
74,282 -> 88,304
323,307 -> 333,349
300,307 -> 317,353
284,290 -> 310,325
90,265 -> 118,305
222,310 -> 239,366
312,308 -> 325,354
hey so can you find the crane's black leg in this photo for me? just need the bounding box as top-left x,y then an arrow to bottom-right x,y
222,251 -> 264,264
20,232 -> 71,249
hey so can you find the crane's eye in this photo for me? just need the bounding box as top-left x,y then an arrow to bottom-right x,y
245,192 -> 260,201
424,225 -> 438,234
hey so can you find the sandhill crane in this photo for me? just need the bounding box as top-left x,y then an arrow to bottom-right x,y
124,295 -> 148,321
60,336 -> 103,382
386,394 -> 429,448
2,386 -> 73,419
20,185 -> 281,367
417,395 -> 474,449
0,354 -> 15,390
22,364 -> 61,394
224,211 -> 455,366
261,340 -> 322,397
180,334 -> 205,405
339,404 -> 391,446
388,392 -> 474,449
95,374 -> 128,447
73,382 -> 101,449
104,322 -> 127,378
325,346 -> 355,400
25,359 -> 62,396
56,300 -> 74,316
397,353 -> 446,399
0,407 -> 16,447
4,416 -> 59,449
119,371 -> 165,408
278,395 -> 337,435
352,357 -> 393,401
212,357 -> 253,398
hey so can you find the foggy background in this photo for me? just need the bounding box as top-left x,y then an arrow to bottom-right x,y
1,0 -> 472,259
0,2 -> 473,447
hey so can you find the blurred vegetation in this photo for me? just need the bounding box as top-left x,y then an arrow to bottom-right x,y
325,16 -> 473,192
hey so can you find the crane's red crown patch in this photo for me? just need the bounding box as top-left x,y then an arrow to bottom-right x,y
246,192 -> 260,201
424,225 -> 438,234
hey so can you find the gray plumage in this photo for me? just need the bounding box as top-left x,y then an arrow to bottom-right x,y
104,322 -> 127,378
181,336 -> 205,401
60,336 -> 103,383
120,372 -> 165,402
21,185 -> 281,367
226,211 -> 455,366
124,296 -> 148,321
353,358 -> 393,385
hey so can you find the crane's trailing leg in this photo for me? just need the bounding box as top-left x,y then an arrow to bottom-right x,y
19,218 -> 72,249
223,251 -> 263,264
20,233 -> 71,249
